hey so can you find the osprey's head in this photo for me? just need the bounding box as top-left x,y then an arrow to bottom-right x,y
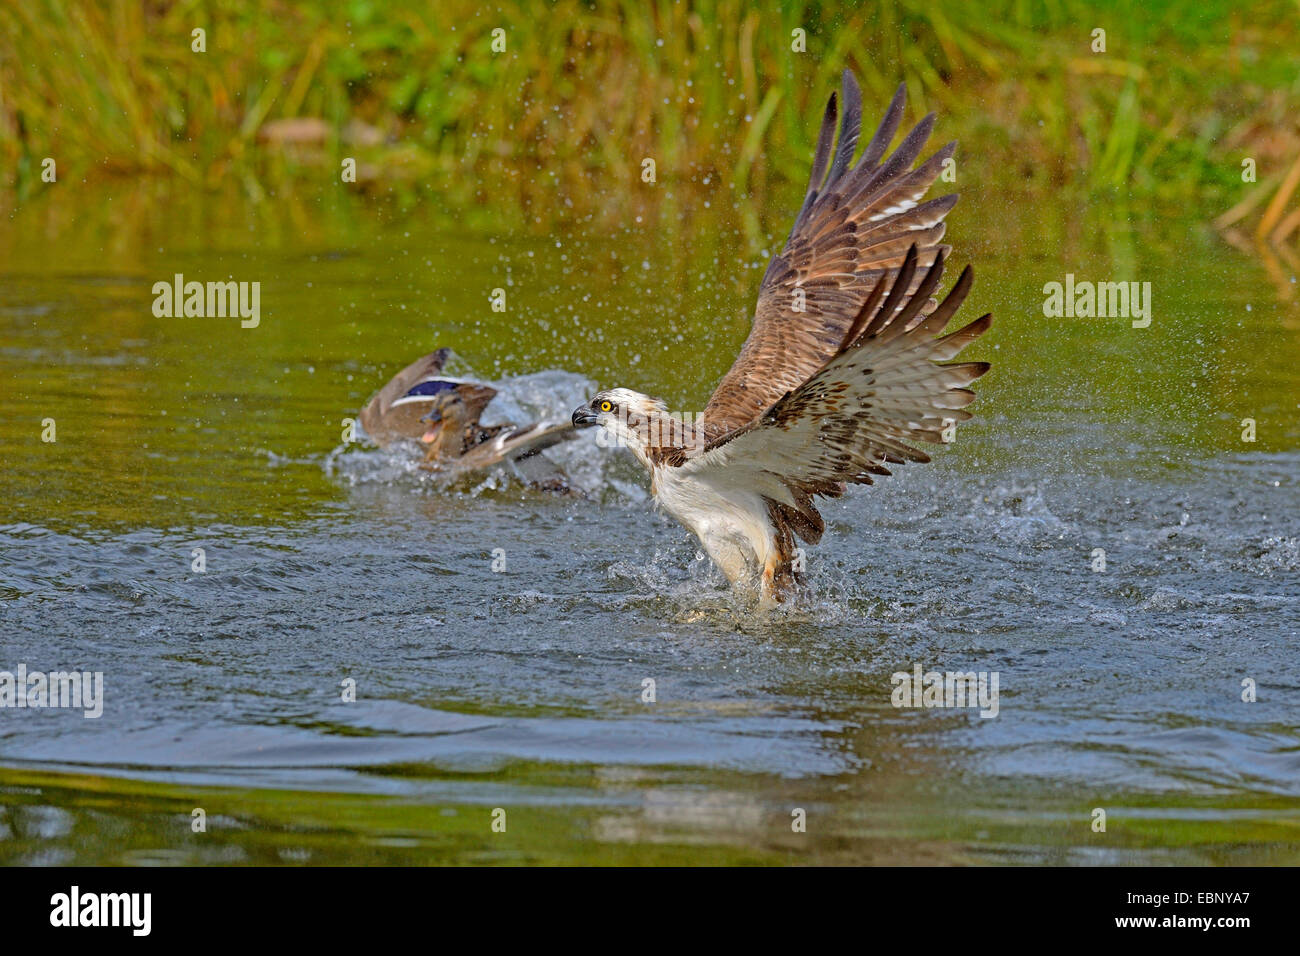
572,388 -> 668,456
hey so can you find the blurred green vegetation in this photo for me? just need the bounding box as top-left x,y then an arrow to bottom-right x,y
4,765 -> 1299,865
1,0 -> 1298,229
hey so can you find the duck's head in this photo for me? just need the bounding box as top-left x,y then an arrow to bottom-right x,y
418,390 -> 475,447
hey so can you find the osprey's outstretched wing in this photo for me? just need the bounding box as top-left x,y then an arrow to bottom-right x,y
702,71 -> 957,438
678,247 -> 989,541
359,348 -> 497,446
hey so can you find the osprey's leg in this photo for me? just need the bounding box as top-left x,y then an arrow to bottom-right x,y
760,549 -> 797,605
757,504 -> 800,605
699,535 -> 751,587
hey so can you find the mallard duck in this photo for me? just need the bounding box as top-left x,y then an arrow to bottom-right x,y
359,348 -> 576,476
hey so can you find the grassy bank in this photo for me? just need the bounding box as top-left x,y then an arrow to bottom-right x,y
2,0 -> 1298,229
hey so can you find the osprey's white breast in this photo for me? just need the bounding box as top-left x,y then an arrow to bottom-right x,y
651,463 -> 775,587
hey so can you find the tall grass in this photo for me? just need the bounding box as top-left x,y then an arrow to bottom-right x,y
1,0 -> 1297,230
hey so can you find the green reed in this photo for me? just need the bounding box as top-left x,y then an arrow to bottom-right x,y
1,0 -> 1296,230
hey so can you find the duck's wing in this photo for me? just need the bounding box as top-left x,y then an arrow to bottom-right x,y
452,420 -> 577,472
701,71 -> 957,439
509,446 -> 586,497
676,247 -> 990,544
358,348 -> 497,445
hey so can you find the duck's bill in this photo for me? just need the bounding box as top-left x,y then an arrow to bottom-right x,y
571,407 -> 598,429
419,410 -> 442,443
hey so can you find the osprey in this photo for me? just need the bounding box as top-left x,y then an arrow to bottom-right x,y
572,71 -> 991,603
361,348 -> 575,473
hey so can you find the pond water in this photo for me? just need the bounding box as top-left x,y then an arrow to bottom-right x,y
1,177 -> 1297,865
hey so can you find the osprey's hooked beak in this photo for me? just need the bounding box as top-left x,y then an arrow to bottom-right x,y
419,408 -> 443,444
571,404 -> 598,429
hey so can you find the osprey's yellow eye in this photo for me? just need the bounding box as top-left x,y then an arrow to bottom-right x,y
599,400 -> 613,413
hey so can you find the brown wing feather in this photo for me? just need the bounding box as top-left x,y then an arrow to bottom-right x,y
453,420 -> 576,471
701,71 -> 957,438
359,348 -> 498,446
682,247 -> 991,543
